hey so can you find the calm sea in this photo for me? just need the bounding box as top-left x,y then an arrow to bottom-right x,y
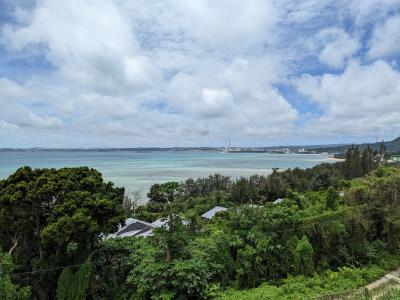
0,150 -> 334,201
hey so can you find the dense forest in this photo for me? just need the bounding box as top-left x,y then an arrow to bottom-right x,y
1,145 -> 400,299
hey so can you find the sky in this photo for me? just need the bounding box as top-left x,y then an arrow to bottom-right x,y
0,0 -> 400,148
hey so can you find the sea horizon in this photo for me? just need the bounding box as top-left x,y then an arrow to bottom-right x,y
0,150 -> 335,201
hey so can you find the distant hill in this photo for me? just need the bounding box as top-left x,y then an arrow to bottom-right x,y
310,137 -> 400,154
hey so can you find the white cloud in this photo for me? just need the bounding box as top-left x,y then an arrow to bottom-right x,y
3,0 -> 160,96
168,57 -> 298,136
172,0 -> 280,50
368,14 -> 400,59
0,77 -> 28,99
312,28 -> 360,69
1,0 -> 400,146
293,60 -> 400,136
349,0 -> 400,26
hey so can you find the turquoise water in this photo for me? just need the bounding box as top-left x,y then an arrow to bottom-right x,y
0,150 -> 334,200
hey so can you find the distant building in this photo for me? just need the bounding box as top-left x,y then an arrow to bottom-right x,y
106,216 -> 192,239
106,218 -> 153,239
272,198 -> 284,205
201,206 -> 228,219
391,155 -> 400,162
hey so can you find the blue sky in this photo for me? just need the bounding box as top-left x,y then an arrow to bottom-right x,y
0,0 -> 400,147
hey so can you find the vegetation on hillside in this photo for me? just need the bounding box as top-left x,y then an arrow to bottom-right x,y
1,145 -> 399,299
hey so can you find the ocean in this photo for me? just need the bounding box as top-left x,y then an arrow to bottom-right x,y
0,150 -> 334,200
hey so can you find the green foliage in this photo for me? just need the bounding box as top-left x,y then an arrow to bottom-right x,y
90,237 -> 146,299
293,236 -> 314,276
147,181 -> 180,203
0,166 -> 125,299
0,146 -> 397,299
128,258 -> 212,300
0,249 -> 31,300
57,261 -> 93,300
344,145 -> 388,179
288,190 -> 305,209
180,174 -> 232,199
108,165 -> 400,299
152,214 -> 193,261
216,261 -> 398,300
325,186 -> 339,210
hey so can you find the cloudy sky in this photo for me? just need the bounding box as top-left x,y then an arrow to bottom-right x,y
1,0 -> 400,147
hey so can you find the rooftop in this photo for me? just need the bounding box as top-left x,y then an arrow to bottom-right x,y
201,206 -> 228,219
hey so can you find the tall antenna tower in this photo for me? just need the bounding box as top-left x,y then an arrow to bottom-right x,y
223,138 -> 231,153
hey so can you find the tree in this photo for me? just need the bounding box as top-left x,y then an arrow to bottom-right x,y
264,168 -> 288,200
344,146 -> 363,179
326,186 -> 339,210
154,215 -> 191,262
147,181 -> 180,203
122,191 -> 141,215
294,236 -> 315,276
147,184 -> 165,203
231,177 -> 252,204
288,190 -> 304,210
57,260 -> 93,300
0,249 -> 30,300
361,145 -> 374,174
0,166 -> 125,300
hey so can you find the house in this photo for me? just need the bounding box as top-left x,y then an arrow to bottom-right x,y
201,206 -> 228,219
106,218 -> 153,239
272,198 -> 284,205
107,215 -> 192,239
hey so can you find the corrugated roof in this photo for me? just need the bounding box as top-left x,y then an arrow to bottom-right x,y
107,218 -> 153,239
117,222 -> 151,237
201,206 -> 228,219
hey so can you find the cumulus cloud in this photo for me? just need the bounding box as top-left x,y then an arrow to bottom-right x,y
368,14 -> 400,59
3,0 -> 160,95
167,56 -> 297,135
349,0 -> 400,26
171,0 -> 280,50
293,60 -> 400,136
312,28 -> 360,69
1,0 -> 400,146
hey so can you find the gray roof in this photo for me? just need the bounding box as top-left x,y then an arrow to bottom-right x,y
152,217 -> 190,228
201,206 -> 228,219
107,218 -> 153,239
117,222 -> 152,237
151,218 -> 168,228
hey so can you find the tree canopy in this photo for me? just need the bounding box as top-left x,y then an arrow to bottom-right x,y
0,166 -> 125,299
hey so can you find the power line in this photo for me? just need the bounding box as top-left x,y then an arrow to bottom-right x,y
2,213 -> 396,278
9,263 -> 85,277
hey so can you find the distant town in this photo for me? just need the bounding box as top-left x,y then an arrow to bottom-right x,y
1,136 -> 400,157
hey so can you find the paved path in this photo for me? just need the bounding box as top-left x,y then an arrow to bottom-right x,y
366,268 -> 400,290
365,268 -> 400,299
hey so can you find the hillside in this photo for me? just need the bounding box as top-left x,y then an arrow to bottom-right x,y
311,137 -> 400,154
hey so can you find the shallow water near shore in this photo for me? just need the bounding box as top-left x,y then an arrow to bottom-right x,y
0,150 -> 334,200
